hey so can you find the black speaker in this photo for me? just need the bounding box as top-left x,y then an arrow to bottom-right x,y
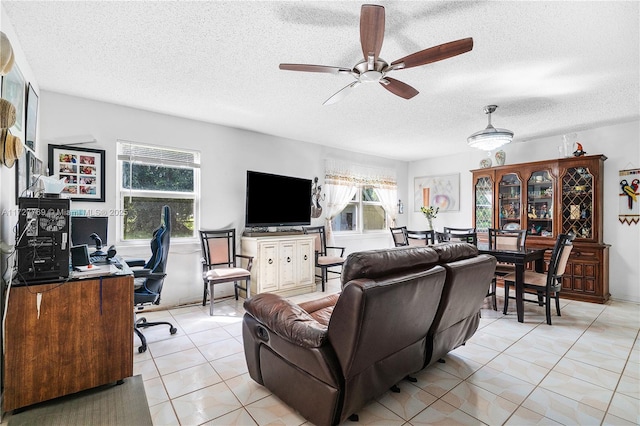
17,197 -> 71,282
71,245 -> 91,267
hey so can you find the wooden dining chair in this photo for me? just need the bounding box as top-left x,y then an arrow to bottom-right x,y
200,229 -> 254,316
502,233 -> 575,324
389,226 -> 409,247
487,228 -> 527,311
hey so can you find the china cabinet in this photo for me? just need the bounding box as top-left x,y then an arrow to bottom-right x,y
471,155 -> 609,303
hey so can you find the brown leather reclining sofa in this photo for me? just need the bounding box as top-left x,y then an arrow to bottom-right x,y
242,242 -> 496,426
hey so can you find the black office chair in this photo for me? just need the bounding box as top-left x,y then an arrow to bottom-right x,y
126,205 -> 177,353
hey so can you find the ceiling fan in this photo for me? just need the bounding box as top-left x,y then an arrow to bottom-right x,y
280,4 -> 474,105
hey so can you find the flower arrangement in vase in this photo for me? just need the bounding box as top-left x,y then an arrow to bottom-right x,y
420,205 -> 439,231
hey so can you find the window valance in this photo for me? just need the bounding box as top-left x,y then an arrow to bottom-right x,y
324,159 -> 396,189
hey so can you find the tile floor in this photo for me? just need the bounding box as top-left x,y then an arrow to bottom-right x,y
137,281 -> 639,425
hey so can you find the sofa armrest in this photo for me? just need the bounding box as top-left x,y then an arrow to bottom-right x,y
244,293 -> 328,348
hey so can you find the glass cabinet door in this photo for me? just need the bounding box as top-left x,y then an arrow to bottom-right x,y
527,170 -> 554,237
498,173 -> 522,230
474,176 -> 493,232
562,167 -> 594,239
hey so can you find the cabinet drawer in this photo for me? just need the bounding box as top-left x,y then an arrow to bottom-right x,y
570,247 -> 600,261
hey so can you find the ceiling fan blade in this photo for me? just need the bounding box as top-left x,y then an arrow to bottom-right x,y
380,77 -> 419,99
323,81 -> 360,105
390,37 -> 473,69
360,5 -> 385,61
279,63 -> 352,74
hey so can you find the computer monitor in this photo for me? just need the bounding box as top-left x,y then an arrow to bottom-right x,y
70,216 -> 108,255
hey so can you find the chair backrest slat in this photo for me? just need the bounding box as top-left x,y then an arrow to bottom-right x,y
436,231 -> 477,245
488,228 -> 527,251
389,226 -> 408,247
548,233 -> 575,282
200,229 -> 236,268
303,226 -> 327,255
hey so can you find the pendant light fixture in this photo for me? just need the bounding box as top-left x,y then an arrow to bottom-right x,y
467,105 -> 514,151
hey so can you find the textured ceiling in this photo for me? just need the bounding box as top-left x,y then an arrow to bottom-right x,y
3,1 -> 639,161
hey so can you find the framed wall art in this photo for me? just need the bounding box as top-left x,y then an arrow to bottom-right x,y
15,150 -> 45,202
48,144 -> 106,202
25,83 -> 38,150
414,173 -> 460,212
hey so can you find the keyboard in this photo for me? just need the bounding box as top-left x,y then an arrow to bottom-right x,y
90,255 -> 108,264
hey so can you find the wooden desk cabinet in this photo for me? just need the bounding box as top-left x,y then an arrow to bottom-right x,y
3,275 -> 133,411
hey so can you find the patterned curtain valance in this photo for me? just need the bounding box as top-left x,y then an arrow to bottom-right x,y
324,159 -> 397,189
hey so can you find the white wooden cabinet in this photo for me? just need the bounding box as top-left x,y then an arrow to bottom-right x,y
241,235 -> 316,297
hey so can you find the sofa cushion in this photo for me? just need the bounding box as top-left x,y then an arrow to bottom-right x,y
341,246 -> 439,285
432,242 -> 478,263
298,293 -> 340,326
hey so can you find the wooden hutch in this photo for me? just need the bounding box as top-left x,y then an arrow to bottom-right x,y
471,154 -> 610,303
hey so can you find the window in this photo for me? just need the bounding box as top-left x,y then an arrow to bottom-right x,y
117,141 -> 200,241
331,186 -> 388,232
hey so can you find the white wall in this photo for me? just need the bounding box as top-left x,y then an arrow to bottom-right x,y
0,7 -> 41,272
408,120 -> 640,303
33,91 -> 408,307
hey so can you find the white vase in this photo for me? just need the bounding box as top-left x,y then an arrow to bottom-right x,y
427,218 -> 433,231
495,150 -> 506,166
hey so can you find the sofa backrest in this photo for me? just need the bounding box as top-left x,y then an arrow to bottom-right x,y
329,247 -> 447,421
340,246 -> 440,285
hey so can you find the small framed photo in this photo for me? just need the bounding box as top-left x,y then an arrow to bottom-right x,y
48,144 -> 106,202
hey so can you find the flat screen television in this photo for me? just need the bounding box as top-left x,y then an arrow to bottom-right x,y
245,171 -> 312,227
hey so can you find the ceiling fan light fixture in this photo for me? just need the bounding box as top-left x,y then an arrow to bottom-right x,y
467,105 -> 514,151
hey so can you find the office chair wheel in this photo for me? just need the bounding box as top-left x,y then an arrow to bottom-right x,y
170,327 -> 177,334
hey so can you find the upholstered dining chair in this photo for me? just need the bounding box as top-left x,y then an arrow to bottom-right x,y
502,233 -> 575,325
407,229 -> 436,246
303,226 -> 346,291
486,228 -> 527,310
200,229 -> 254,316
390,226 -> 409,247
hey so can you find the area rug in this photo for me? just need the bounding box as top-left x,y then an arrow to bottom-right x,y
8,375 -> 152,426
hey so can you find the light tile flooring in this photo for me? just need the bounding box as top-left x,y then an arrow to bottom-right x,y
133,280 -> 640,425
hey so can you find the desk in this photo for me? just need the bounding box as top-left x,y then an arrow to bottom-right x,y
477,243 -> 547,323
3,275 -> 134,411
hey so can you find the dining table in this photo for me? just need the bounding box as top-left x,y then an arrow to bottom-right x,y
477,243 -> 548,323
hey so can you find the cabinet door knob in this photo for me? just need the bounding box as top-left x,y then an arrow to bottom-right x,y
268,258 -> 273,264
304,255 -> 308,260
574,251 -> 581,257
286,257 -> 291,263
